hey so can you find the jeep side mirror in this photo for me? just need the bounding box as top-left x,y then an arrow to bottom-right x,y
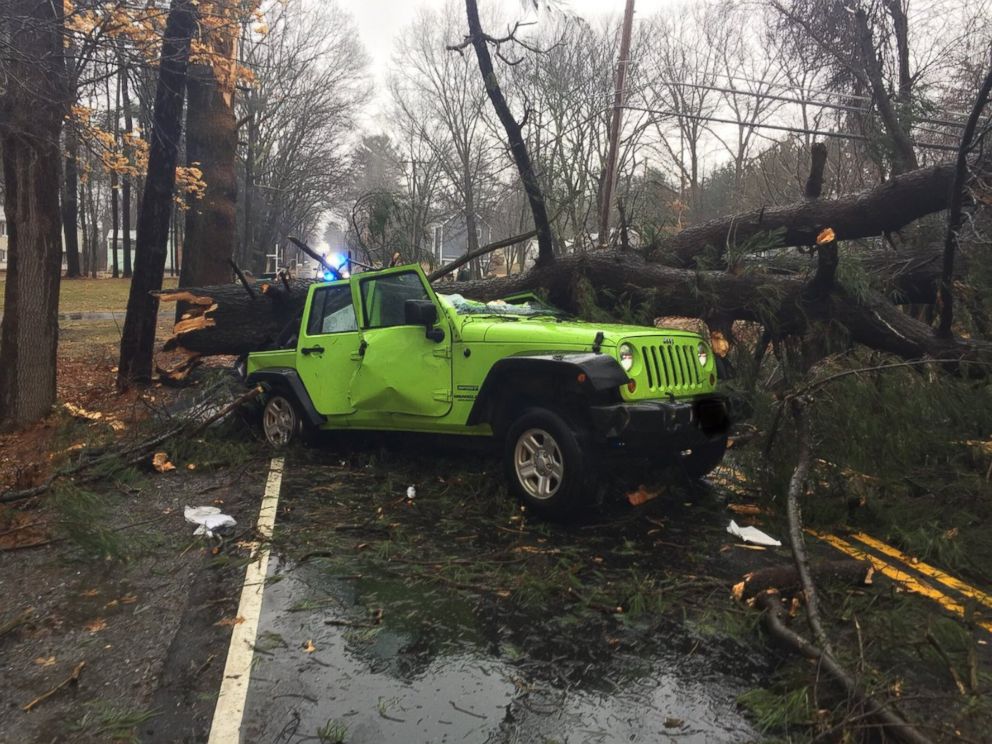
404,299 -> 444,342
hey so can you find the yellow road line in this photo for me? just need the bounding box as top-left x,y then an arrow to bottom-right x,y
208,456 -> 284,744
808,530 -> 992,633
848,532 -> 992,610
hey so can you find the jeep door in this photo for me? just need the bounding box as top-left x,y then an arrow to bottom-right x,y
296,281 -> 362,415
350,268 -> 452,418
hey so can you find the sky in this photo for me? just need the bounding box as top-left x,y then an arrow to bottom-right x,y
333,0 -> 681,125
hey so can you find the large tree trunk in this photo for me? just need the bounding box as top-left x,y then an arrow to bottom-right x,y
158,245 -> 982,363
117,0 -> 197,386
0,0 -> 67,429
180,16 -> 237,289
154,152 -> 988,366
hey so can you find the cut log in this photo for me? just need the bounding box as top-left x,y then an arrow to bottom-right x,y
154,279 -> 313,356
732,559 -> 874,602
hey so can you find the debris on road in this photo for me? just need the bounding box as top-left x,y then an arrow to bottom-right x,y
152,452 -> 176,473
184,506 -> 236,537
406,485 -> 416,500
727,519 -> 781,547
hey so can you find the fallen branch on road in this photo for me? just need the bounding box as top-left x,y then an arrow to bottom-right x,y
0,386 -> 262,505
755,590 -> 933,744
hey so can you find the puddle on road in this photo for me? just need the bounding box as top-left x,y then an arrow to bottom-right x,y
241,447 -> 768,743
244,562 -> 759,744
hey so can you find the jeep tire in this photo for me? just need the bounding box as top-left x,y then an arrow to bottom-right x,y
503,407 -> 595,519
262,393 -> 303,447
680,436 -> 728,479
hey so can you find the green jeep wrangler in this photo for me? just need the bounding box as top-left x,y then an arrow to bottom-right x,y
245,263 -> 729,518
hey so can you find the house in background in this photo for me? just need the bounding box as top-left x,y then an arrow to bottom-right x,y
432,213 -> 492,268
107,230 -> 178,274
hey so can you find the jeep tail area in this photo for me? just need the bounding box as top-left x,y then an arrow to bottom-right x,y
244,263 -> 730,519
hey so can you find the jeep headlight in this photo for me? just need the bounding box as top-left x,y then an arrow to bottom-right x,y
619,343 -> 635,372
697,341 -> 709,367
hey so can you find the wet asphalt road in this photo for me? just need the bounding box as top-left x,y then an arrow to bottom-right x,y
229,447 -> 771,744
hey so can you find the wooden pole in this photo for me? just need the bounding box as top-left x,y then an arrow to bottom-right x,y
598,0 -> 635,248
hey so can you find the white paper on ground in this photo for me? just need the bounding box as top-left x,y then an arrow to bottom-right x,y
184,505 -> 237,537
727,519 -> 782,547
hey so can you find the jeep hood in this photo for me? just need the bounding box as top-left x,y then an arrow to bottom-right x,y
456,317 -> 701,346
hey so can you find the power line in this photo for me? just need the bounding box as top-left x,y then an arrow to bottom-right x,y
625,106 -> 960,152
649,77 -> 968,130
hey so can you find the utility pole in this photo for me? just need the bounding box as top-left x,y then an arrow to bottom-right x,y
598,0 -> 636,248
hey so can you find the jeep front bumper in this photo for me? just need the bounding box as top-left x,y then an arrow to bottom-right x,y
588,396 -> 730,450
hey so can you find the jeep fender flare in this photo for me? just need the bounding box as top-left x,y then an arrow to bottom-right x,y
466,353 -> 629,427
245,368 -> 326,428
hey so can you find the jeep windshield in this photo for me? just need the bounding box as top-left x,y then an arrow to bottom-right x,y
438,293 -> 571,319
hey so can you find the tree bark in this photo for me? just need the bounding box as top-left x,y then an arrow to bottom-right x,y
460,0 -> 554,265
117,0 -> 197,387
0,0 -> 67,429
180,15 -> 238,289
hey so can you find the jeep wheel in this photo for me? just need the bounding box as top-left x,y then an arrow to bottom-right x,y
680,437 -> 728,479
262,394 -> 301,447
503,408 -> 594,519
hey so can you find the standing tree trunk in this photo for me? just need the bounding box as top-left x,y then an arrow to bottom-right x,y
458,0 -> 554,265
117,0 -> 197,387
62,118 -> 81,278
121,60 -> 133,278
180,9 -> 238,288
0,0 -> 67,429
79,178 -> 90,276
111,171 -> 120,278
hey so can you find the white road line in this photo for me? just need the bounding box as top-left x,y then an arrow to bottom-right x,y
207,456 -> 284,744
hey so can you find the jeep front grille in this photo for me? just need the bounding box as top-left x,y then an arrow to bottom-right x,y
639,342 -> 704,392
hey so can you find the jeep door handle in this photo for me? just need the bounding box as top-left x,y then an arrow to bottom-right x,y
301,345 -> 324,356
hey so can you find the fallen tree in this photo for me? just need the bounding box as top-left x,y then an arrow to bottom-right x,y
151,155 -> 989,365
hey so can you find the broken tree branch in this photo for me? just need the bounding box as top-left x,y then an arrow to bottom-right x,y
756,590 -> 933,744
732,559 -> 873,602
786,398 -> 833,656
22,661 -> 86,712
427,229 -> 537,282
659,159 -> 978,268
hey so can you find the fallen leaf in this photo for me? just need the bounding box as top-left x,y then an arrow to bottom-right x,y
33,656 -> 56,667
80,589 -> 99,597
187,463 -> 197,471
303,639 -> 316,653
63,402 -> 102,421
85,618 -> 107,633
727,503 -> 764,516
152,452 -> 176,473
119,594 -> 138,604
627,485 -> 661,506
215,616 -> 245,628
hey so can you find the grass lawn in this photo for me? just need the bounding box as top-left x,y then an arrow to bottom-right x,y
0,276 -> 179,313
